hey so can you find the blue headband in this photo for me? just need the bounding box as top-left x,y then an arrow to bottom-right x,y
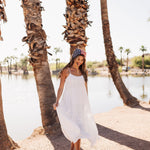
72,49 -> 86,59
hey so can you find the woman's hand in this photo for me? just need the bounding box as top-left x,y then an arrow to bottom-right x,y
53,102 -> 59,110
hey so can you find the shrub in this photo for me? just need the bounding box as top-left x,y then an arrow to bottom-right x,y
131,55 -> 150,68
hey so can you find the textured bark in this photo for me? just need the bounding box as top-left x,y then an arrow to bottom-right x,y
121,54 -> 122,67
142,54 -> 144,72
0,1 -> 19,149
0,80 -> 19,150
100,0 -> 139,106
126,55 -> 128,72
63,0 -> 91,55
0,0 -> 7,41
21,0 -> 60,134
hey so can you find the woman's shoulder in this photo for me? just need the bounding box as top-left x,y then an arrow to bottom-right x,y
63,67 -> 70,74
61,67 -> 70,78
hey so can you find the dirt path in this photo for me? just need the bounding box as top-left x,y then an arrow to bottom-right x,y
15,102 -> 150,150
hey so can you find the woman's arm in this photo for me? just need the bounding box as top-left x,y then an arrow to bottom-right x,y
53,68 -> 69,110
85,81 -> 88,95
56,78 -> 65,104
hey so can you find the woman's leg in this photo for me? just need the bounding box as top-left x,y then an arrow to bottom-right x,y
78,139 -> 81,148
70,142 -> 74,150
74,139 -> 81,150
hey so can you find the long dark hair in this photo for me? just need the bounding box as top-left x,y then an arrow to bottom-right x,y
59,54 -> 88,82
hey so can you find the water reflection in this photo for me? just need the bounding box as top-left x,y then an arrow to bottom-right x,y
140,85 -> 147,99
107,76 -> 112,97
140,77 -> 147,100
1,74 -> 150,141
0,73 -> 34,80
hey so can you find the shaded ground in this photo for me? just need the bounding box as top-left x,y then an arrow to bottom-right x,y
15,102 -> 150,150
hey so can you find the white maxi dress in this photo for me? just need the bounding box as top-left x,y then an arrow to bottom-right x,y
56,71 -> 100,149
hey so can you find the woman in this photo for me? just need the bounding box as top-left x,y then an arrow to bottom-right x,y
53,48 -> 100,150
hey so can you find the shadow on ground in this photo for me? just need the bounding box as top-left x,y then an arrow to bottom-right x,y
46,123 -> 150,150
133,102 -> 150,112
97,123 -> 150,150
46,102 -> 150,150
46,131 -> 84,150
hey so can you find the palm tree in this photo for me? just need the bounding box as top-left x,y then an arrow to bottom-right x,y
21,0 -> 60,134
0,1 -> 19,148
9,56 -> 16,72
13,56 -> 18,72
53,47 -> 62,70
0,80 -> 19,149
20,56 -> 29,74
100,0 -> 139,106
63,0 -> 91,55
0,0 -> 7,41
3,57 -> 11,74
125,48 -> 131,72
0,61 -> 2,73
140,45 -> 147,72
118,46 -> 123,67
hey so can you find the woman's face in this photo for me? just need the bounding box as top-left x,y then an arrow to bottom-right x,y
74,55 -> 84,67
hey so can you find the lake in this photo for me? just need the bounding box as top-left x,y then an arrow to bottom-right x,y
1,74 -> 150,141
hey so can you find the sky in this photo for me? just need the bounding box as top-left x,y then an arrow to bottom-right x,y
0,0 -> 150,63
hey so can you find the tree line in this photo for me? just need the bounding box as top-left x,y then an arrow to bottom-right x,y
118,45 -> 148,72
0,55 -> 30,75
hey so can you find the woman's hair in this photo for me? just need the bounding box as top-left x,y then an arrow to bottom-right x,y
59,54 -> 88,82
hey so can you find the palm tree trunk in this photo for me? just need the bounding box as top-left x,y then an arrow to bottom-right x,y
63,0 -> 91,55
100,0 -> 139,106
0,1 -> 19,148
21,0 -> 60,134
121,53 -> 122,67
0,63 -> 2,73
9,61 -> 12,74
0,80 -> 19,149
7,63 -> 10,74
142,54 -> 144,72
126,55 -> 128,72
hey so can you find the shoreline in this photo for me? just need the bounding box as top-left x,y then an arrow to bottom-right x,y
1,69 -> 150,77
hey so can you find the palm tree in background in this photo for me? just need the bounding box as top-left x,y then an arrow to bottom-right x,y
21,0 -> 60,134
9,56 -> 15,72
140,45 -> 147,72
125,48 -> 131,72
3,56 -> 11,74
13,56 -> 18,71
53,47 -> 63,70
0,61 -> 2,73
0,1 -> 19,149
63,0 -> 91,55
118,46 -> 123,67
100,0 -> 139,106
20,56 -> 29,74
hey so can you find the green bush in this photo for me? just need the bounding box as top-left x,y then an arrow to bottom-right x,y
131,56 -> 142,68
131,56 -> 150,68
87,61 -> 93,68
86,61 -> 104,69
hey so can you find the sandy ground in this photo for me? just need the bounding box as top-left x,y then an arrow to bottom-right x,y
15,102 -> 150,150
